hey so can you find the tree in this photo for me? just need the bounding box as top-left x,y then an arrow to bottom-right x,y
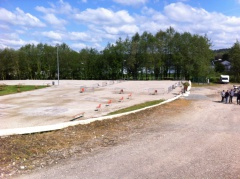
0,48 -> 17,80
0,27 -> 215,81
128,32 -> 141,79
43,44 -> 56,79
102,43 -> 120,80
190,34 -> 213,79
171,32 -> 182,79
229,41 -> 240,82
155,30 -> 166,79
215,62 -> 225,73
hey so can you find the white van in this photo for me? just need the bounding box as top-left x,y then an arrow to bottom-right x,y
220,75 -> 229,83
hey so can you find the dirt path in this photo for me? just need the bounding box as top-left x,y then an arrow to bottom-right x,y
12,84 -> 240,179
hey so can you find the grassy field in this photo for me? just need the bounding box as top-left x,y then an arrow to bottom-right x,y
0,84 -> 49,96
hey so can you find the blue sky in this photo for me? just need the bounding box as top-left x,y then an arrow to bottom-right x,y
1,0 -> 240,51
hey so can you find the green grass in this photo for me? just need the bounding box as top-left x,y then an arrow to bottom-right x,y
0,84 -> 49,96
191,83 -> 220,87
107,99 -> 164,115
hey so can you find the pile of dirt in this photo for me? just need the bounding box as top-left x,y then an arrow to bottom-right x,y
0,99 -> 191,178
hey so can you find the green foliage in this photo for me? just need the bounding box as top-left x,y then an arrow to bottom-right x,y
0,27 -> 214,81
209,76 -> 219,83
229,41 -> 240,82
182,81 -> 190,87
191,82 -> 218,87
213,48 -> 230,61
0,85 -> 48,96
214,62 -> 225,73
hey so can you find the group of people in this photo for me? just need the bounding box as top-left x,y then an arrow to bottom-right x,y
221,89 -> 240,104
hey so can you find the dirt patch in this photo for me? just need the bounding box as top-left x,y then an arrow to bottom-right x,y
0,99 -> 191,178
4,83 -> 240,179
2,82 -> 234,178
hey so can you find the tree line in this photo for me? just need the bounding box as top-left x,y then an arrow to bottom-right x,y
0,27 -> 217,81
212,41 -> 240,82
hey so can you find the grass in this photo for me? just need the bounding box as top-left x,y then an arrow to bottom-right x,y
107,99 -> 164,115
191,82 -> 238,88
191,82 -> 220,87
0,84 -> 49,96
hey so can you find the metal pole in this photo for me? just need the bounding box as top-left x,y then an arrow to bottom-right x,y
122,59 -> 123,79
57,46 -> 59,85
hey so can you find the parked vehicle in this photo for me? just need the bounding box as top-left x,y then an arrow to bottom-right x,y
220,75 -> 229,83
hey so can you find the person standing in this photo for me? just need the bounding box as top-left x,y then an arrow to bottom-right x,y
229,89 -> 234,103
225,90 -> 229,104
237,91 -> 240,105
221,90 -> 225,102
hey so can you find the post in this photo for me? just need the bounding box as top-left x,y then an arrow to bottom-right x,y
122,60 -> 126,80
57,46 -> 59,85
122,59 -> 124,79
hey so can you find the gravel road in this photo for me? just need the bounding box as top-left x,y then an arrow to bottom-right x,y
13,84 -> 240,179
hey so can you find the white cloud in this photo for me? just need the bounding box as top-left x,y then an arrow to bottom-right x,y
16,7 -> 45,27
0,7 -> 45,28
68,32 -> 91,41
71,42 -> 102,51
72,7 -> 138,41
58,0 -> 74,14
0,37 -> 38,49
164,2 -> 208,23
40,30 -> 99,44
163,2 -> 240,30
159,2 -> 240,49
69,32 -> 88,39
0,8 -> 15,21
43,14 -> 67,28
91,43 -> 103,50
35,6 -> 55,14
136,7 -> 168,34
225,16 -> 240,27
1,1 -> 240,51
0,24 -> 10,30
104,24 -> 139,35
41,31 -> 63,40
71,43 -> 88,50
74,8 -> 135,25
0,44 -> 7,49
35,0 -> 76,15
113,0 -> 148,6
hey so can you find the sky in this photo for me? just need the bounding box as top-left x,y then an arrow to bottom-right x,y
1,0 -> 240,51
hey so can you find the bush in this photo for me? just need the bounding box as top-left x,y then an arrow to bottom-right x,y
209,77 -> 220,83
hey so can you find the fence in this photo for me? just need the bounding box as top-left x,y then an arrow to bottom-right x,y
167,81 -> 182,93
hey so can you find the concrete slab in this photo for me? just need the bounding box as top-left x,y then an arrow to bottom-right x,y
0,80 -> 182,130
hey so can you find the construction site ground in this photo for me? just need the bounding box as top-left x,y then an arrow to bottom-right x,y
1,81 -> 240,179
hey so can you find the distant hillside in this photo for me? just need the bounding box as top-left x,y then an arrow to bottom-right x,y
213,48 -> 230,54
213,48 -> 230,61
